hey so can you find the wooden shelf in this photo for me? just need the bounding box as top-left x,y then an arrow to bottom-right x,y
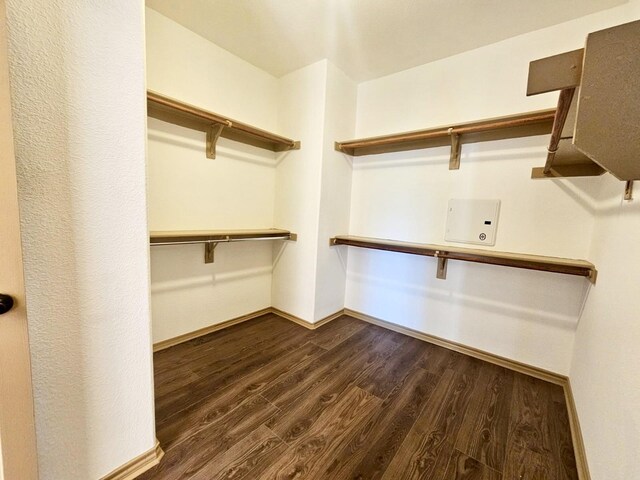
150,229 -> 297,263
335,109 -> 556,169
330,235 -> 597,284
147,91 -> 300,159
527,20 -> 640,185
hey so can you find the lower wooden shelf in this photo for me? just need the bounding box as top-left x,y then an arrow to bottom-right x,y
150,229 -> 297,264
330,235 -> 597,284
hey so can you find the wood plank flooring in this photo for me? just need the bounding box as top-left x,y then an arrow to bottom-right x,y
139,313 -> 578,480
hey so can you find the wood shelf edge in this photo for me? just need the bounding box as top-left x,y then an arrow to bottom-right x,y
150,228 -> 295,244
147,90 -> 300,155
335,109 -> 556,157
330,235 -> 596,283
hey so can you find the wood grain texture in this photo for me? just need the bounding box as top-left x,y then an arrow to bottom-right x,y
455,363 -> 514,471
442,449 -> 503,480
145,313 -> 579,479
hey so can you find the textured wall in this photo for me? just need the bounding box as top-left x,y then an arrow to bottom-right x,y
5,1 -> 156,478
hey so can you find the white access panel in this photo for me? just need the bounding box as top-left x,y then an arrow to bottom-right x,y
445,199 -> 500,246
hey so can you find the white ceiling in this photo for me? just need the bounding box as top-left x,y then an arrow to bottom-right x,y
146,0 -> 626,82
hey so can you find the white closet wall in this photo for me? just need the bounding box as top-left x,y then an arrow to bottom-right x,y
571,173 -> 640,480
146,9 -> 279,342
6,1 -> 155,478
347,3 -> 640,375
271,61 -> 327,322
568,7 -> 640,479
147,12 -> 357,331
272,60 -> 357,322
313,62 -> 357,321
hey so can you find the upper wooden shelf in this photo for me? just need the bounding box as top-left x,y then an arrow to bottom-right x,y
330,235 -> 597,284
150,229 -> 297,263
147,91 -> 300,159
334,109 -> 556,168
527,20 -> 640,186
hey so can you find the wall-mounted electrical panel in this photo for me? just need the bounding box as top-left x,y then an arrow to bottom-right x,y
445,199 -> 500,246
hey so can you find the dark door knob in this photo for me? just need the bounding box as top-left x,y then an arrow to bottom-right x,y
0,294 -> 15,315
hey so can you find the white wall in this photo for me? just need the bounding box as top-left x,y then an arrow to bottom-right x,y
146,11 -> 356,332
271,60 -> 327,321
313,62 -> 357,321
271,59 -> 357,323
571,174 -> 640,480
146,9 -> 280,342
568,7 -> 640,476
347,5 -> 640,375
5,1 -> 156,478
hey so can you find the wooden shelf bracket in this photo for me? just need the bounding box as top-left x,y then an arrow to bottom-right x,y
204,241 -> 217,263
206,123 -> 229,159
448,129 -> 461,170
435,253 -> 448,279
625,180 -> 634,201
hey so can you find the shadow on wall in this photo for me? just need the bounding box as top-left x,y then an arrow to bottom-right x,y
549,176 -> 603,216
149,241 -> 275,292
348,249 -> 589,332
148,118 -> 279,168
593,174 -> 640,217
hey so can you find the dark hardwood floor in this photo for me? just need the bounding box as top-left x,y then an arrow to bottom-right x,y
139,313 -> 578,480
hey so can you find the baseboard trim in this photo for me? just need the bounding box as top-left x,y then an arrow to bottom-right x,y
343,308 -> 566,386
270,307 -> 312,328
564,379 -> 591,480
100,439 -> 164,480
269,307 -> 343,330
153,307 -> 343,351
153,307 -> 272,352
